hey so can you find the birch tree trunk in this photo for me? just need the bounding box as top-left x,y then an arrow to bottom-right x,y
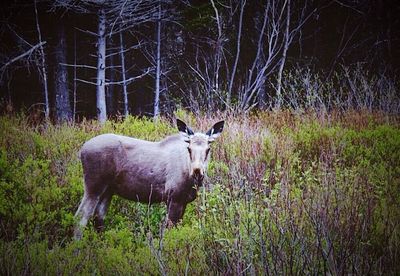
96,8 -> 107,123
73,29 -> 77,121
276,0 -> 291,109
34,0 -> 49,119
210,0 -> 222,108
119,30 -> 129,117
227,0 -> 245,108
106,50 -> 115,116
257,57 -> 268,109
256,10 -> 268,110
55,22 -> 72,122
153,1 -> 162,118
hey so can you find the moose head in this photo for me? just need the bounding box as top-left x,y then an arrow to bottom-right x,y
177,119 -> 224,183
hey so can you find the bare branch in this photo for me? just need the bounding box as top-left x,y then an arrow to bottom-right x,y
74,27 -> 99,37
105,68 -> 151,85
105,41 -> 144,58
75,78 -> 98,85
59,63 -> 97,70
0,41 -> 46,71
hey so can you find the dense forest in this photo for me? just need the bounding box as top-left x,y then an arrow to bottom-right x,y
1,0 -> 400,274
1,0 -> 399,120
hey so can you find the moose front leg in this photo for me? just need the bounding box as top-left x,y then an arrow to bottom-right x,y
167,201 -> 186,227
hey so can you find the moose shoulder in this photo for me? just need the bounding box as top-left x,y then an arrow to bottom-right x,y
74,119 -> 224,239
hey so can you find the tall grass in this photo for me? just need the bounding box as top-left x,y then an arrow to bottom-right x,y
0,111 -> 399,274
277,63 -> 400,113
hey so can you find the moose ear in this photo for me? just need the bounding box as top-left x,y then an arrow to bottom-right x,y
206,120 -> 224,142
177,119 -> 194,142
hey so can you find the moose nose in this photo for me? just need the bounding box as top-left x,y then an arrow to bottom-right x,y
193,168 -> 201,176
193,168 -> 204,180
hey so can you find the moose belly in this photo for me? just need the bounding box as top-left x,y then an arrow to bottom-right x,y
114,168 -> 166,204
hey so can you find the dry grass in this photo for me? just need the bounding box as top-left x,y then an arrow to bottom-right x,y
0,110 -> 399,274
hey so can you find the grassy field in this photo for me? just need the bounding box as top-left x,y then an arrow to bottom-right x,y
0,110 -> 399,275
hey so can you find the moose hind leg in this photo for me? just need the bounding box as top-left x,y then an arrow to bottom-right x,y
74,193 -> 99,240
94,190 -> 112,232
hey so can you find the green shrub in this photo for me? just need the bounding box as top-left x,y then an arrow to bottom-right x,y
0,112 -> 399,274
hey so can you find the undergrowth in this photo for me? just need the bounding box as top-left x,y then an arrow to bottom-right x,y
0,110 -> 399,274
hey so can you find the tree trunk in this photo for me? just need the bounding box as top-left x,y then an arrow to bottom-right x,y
106,49 -> 115,116
34,0 -> 49,120
54,23 -> 72,122
256,19 -> 268,110
153,1 -> 162,118
210,0 -> 222,109
73,29 -> 77,121
227,0 -> 245,108
276,0 -> 291,109
96,8 -> 107,123
119,30 -> 129,117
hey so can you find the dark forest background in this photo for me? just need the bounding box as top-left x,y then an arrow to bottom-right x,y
1,0 -> 399,122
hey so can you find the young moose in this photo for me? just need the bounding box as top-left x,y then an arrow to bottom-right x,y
74,119 -> 224,239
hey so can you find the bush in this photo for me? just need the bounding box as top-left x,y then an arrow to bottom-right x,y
0,111 -> 399,274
